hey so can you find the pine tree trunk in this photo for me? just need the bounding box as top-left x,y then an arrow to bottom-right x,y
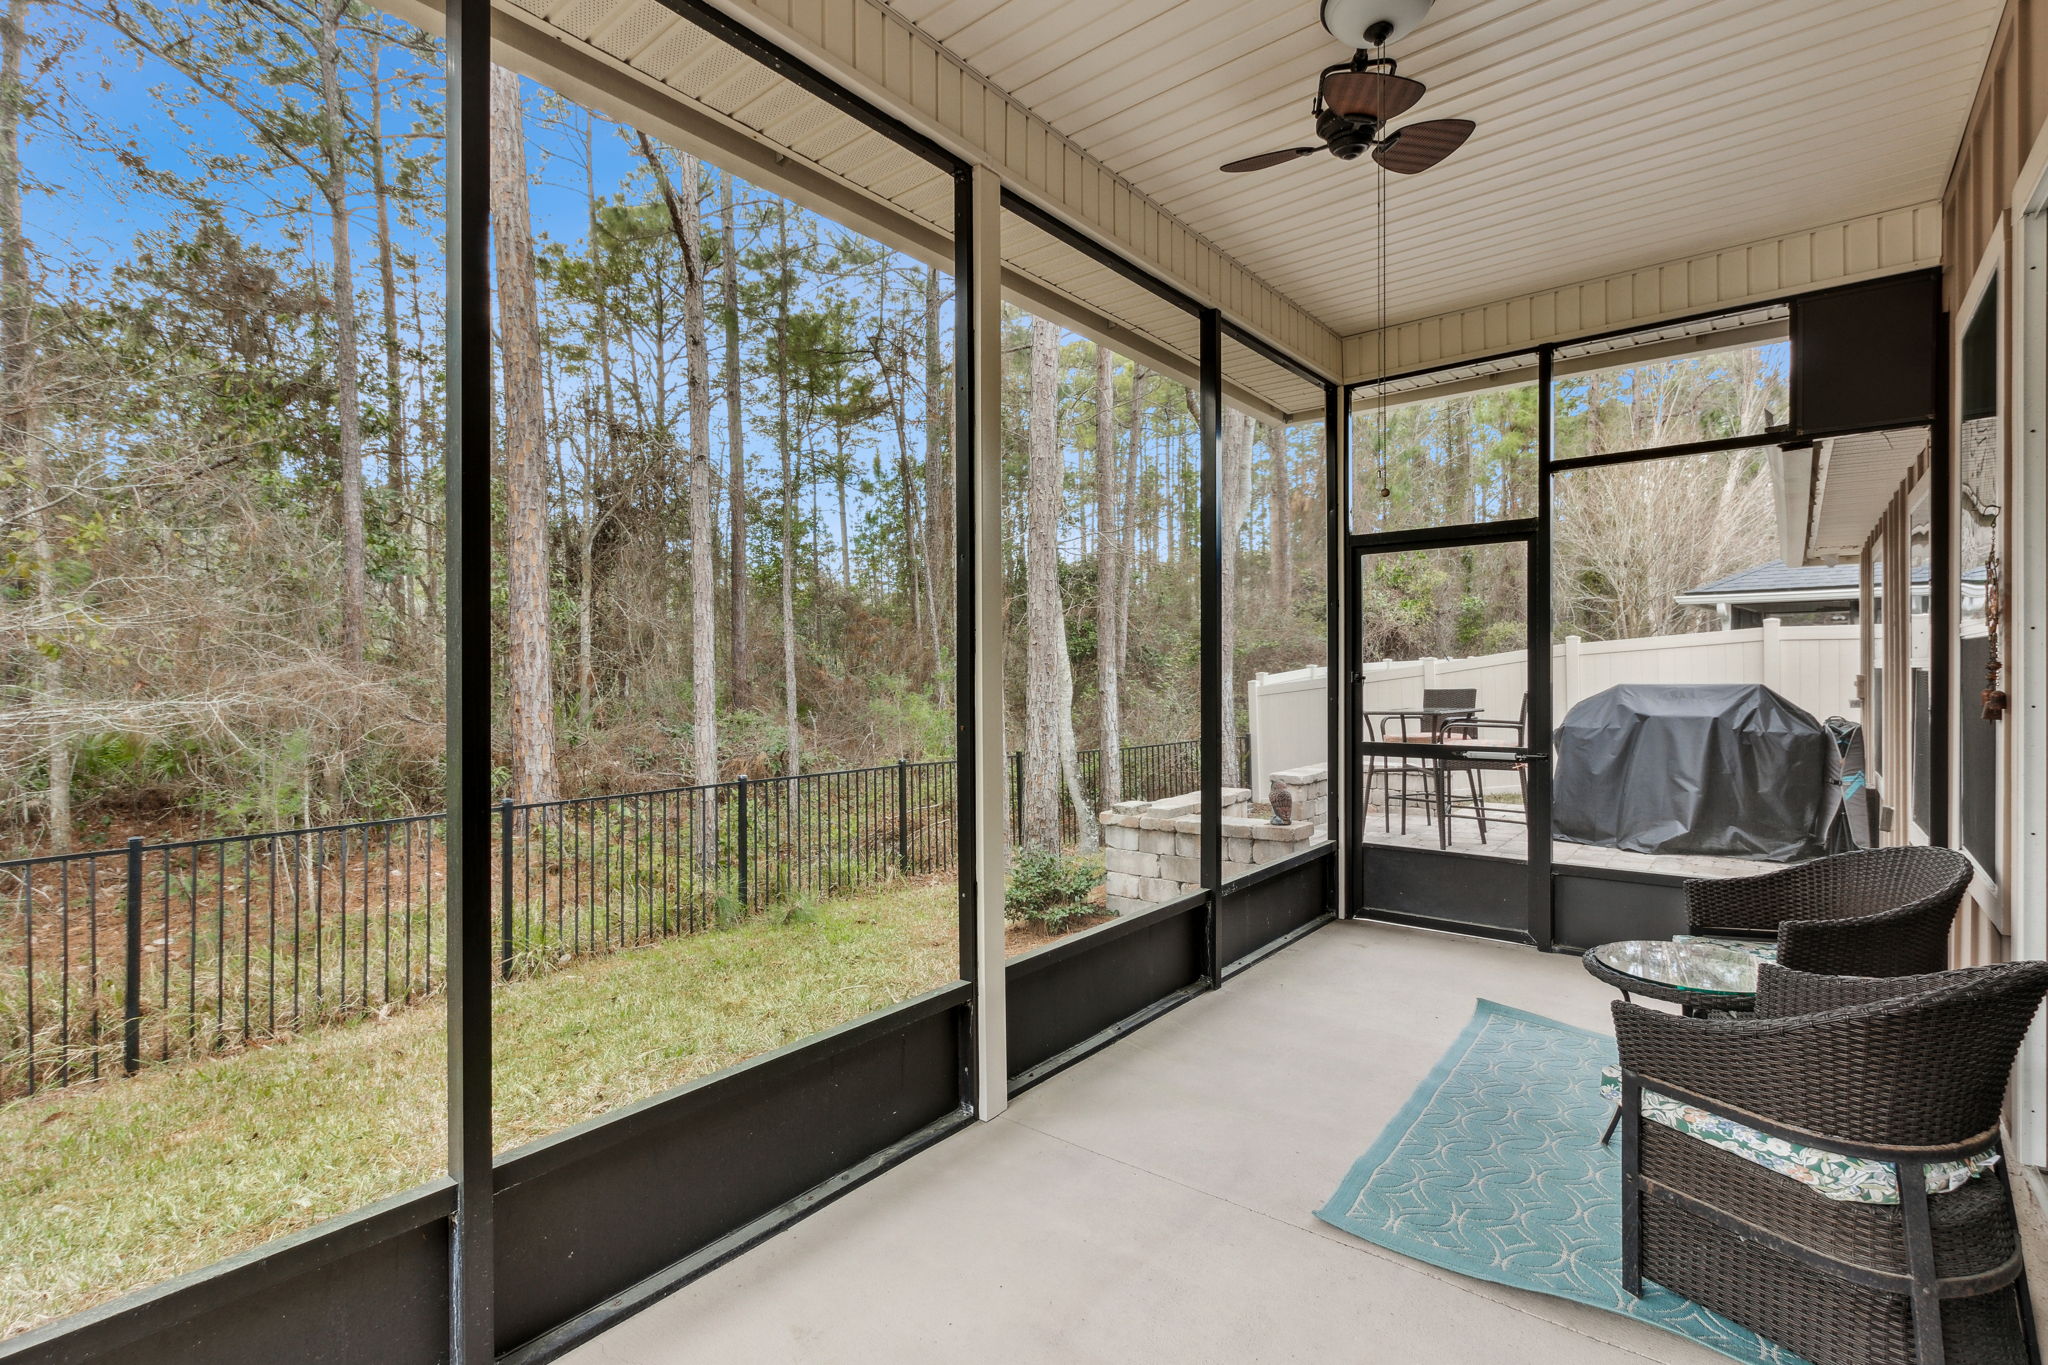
1057,630 -> 1097,850
578,516 -> 595,729
489,64 -> 561,803
681,162 -> 718,788
1120,369 -> 1143,684
1,0 -> 64,849
1094,344 -> 1123,808
636,135 -> 720,787
775,211 -> 799,776
317,0 -> 368,664
409,277 -> 442,621
368,40 -> 408,626
835,447 -> 853,586
721,174 -> 748,709
881,325 -> 937,665
921,267 -> 950,648
1022,317 -> 1064,852
578,115 -> 612,728
1269,422 -> 1291,605
1218,412 -> 1254,788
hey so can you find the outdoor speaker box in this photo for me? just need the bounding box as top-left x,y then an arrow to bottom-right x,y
1791,271 -> 1941,438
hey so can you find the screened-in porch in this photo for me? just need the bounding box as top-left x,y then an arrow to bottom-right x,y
1,1 -> 2042,1364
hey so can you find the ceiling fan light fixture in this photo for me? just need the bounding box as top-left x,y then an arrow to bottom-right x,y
1320,0 -> 1435,49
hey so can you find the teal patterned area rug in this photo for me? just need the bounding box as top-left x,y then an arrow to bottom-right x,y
1314,1000 -> 1811,1365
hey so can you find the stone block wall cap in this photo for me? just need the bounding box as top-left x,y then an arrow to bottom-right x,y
1147,793 -> 1203,816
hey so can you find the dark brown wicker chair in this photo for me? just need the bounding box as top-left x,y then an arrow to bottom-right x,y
1615,960 -> 2048,1365
1685,846 -> 1974,977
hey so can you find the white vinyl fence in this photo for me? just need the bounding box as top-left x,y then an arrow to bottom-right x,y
1245,665 -> 1329,797
1246,621 -> 1861,794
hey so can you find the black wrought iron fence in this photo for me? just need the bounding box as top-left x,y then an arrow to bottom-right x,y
3,739 -> 1237,1099
1008,736 -> 1247,843
0,816 -> 445,1100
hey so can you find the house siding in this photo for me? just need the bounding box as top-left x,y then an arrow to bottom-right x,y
1941,0 -> 2036,971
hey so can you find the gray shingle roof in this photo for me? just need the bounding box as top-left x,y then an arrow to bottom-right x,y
1677,560 -> 1960,600
1680,560 -> 1861,598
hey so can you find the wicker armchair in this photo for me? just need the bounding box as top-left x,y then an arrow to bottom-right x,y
1686,846 -> 1974,977
1615,960 -> 2048,1365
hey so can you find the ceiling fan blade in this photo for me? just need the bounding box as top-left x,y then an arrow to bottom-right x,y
1321,70 -> 1425,120
1220,146 -> 1321,173
1371,118 -> 1474,174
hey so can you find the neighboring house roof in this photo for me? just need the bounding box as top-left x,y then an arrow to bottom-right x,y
1675,559 -> 1959,607
1676,560 -> 1860,604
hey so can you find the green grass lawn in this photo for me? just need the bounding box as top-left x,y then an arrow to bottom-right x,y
0,878 -> 960,1339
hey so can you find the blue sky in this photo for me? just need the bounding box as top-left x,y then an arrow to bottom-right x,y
18,3 -> 1254,567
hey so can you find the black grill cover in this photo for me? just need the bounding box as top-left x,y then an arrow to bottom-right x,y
1552,683 -> 1843,862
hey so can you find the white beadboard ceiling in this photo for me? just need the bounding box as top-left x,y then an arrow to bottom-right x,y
879,0 -> 2001,338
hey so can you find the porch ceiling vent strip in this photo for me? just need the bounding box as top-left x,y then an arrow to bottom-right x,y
1357,307 -> 1794,410
1551,303 -> 1791,361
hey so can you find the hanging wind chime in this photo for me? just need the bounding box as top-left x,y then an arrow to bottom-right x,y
1983,541 -> 2007,720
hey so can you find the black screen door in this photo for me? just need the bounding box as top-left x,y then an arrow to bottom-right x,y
1347,525 -> 1553,944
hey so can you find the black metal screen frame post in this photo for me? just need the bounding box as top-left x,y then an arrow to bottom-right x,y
445,0 -> 493,1358
498,799 -> 515,978
735,774 -> 750,908
951,163 -> 979,1109
123,836 -> 143,1074
1528,347 -> 1557,950
1930,303 -> 1954,849
1340,395 -> 1364,916
1325,380 -> 1346,915
1199,307 -> 1223,989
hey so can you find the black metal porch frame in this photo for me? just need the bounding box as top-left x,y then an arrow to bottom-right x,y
993,191 -> 1347,998
1339,268 -> 1952,949
468,3 -> 987,1358
0,0 -> 1353,1360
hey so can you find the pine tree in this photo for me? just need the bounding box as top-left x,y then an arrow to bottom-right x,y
489,65 -> 560,803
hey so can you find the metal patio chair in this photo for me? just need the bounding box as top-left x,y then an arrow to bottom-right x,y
1440,692 -> 1530,835
1614,960 -> 2048,1365
1363,710 -> 1444,836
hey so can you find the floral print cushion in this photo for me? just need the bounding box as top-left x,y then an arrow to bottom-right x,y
1599,1065 -> 1998,1205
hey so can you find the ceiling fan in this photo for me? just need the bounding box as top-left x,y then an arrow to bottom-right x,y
1221,1 -> 1472,176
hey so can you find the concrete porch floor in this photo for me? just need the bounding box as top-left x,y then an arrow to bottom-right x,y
566,921 -> 1728,1364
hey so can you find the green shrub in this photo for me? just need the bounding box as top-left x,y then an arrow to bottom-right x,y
1004,850 -> 1103,932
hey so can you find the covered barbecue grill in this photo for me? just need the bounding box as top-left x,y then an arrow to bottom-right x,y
1551,683 -> 1844,862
